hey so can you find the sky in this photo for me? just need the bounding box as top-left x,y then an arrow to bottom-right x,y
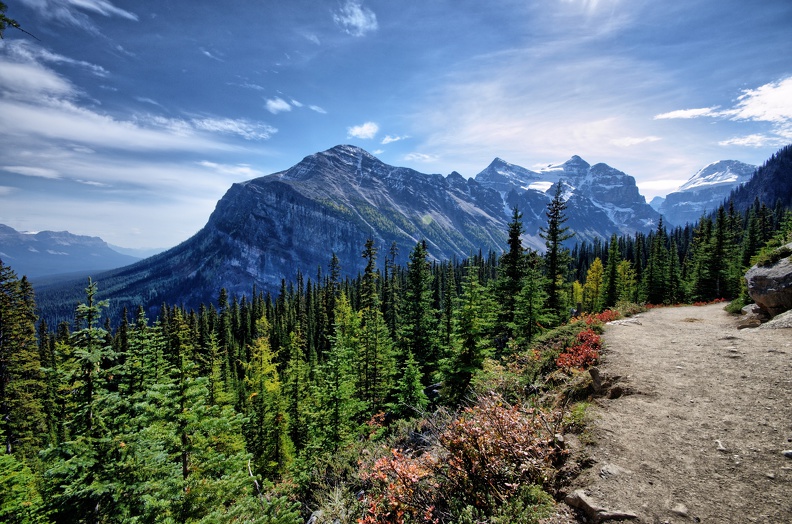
1,0 -> 791,250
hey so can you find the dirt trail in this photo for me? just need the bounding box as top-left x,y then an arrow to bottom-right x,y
566,303 -> 792,523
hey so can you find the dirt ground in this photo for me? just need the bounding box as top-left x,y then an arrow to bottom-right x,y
550,303 -> 792,523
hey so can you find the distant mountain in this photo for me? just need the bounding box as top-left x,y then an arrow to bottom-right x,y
108,244 -> 167,259
34,145 -> 661,321
475,155 -> 661,247
727,144 -> 792,212
0,225 -> 140,278
658,160 -> 756,226
649,196 -> 665,212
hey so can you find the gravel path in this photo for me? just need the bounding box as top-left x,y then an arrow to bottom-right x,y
563,303 -> 792,523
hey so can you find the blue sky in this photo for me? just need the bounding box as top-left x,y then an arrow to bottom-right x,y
1,0 -> 790,249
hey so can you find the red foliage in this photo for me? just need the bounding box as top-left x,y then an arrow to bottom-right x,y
555,328 -> 600,371
358,395 -> 564,523
572,309 -> 622,326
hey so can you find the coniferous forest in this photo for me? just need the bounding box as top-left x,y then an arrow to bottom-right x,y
2,173 -> 792,523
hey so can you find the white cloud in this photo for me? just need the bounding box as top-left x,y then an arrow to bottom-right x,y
290,99 -> 303,108
4,40 -> 108,76
657,77 -> 792,148
611,136 -> 661,147
66,0 -> 138,20
347,121 -> 379,139
636,179 -> 688,192
381,134 -> 409,145
309,105 -> 327,114
197,161 -> 264,178
333,0 -> 378,37
18,0 -> 137,31
404,152 -> 438,163
200,48 -> 223,61
75,179 -> 110,187
0,59 -> 75,99
191,118 -> 277,141
717,134 -> 785,148
726,76 -> 792,124
2,166 -> 61,179
0,187 -> 13,196
266,97 -> 292,114
654,107 -> 721,120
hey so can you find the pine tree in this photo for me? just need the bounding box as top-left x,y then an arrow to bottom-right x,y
540,183 -> 574,323
401,241 -> 438,383
0,262 -> 47,462
643,220 -> 670,304
494,207 -> 527,343
441,263 -> 495,405
602,234 -> 621,308
511,251 -> 550,345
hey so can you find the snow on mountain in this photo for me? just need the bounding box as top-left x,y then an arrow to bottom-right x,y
658,160 -> 756,226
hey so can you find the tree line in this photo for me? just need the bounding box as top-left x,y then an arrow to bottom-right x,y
1,180 -> 790,522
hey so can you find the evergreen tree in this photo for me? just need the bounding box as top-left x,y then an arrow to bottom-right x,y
602,234 -> 621,308
441,263 -> 495,405
0,262 -> 47,462
643,220 -> 670,304
400,241 -> 438,383
494,207 -> 526,343
582,258 -> 604,313
540,183 -> 574,322
511,251 -> 551,346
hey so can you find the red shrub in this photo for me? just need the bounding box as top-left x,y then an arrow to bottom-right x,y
555,328 -> 600,371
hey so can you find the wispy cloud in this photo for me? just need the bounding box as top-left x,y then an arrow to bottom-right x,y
266,97 -> 292,114
200,48 -> 223,61
654,107 -> 721,120
191,118 -> 277,141
611,136 -> 661,147
2,166 -> 61,179
4,40 -> 108,76
347,121 -> 379,139
197,161 -> 264,178
381,134 -> 409,145
309,105 -> 327,114
404,152 -> 438,163
18,0 -> 138,31
333,0 -> 378,37
656,76 -> 792,147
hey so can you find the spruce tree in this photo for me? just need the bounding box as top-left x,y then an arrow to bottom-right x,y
400,241 -> 438,383
540,183 -> 574,322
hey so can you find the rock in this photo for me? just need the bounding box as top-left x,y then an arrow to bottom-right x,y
565,490 -> 639,523
670,503 -> 691,518
759,309 -> 792,330
783,450 -> 792,459
600,463 -> 632,478
738,303 -> 770,329
716,439 -> 728,452
745,242 -> 792,317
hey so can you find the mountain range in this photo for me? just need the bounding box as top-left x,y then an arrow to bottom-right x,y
29,144 -> 785,322
0,224 -> 140,279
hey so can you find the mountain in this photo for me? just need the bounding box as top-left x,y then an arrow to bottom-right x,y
34,145 -> 661,321
658,160 -> 757,226
0,224 -> 140,278
475,155 -> 661,247
727,144 -> 792,212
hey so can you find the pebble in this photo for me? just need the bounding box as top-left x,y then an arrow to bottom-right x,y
783,450 -> 792,459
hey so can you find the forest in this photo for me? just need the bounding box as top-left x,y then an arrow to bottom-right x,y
2,175 -> 792,523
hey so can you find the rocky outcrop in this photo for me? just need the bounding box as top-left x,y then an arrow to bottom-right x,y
745,242 -> 792,317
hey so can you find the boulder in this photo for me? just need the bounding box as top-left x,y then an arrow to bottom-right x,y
738,303 -> 769,329
745,242 -> 792,317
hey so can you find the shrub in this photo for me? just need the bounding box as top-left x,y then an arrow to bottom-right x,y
555,329 -> 600,372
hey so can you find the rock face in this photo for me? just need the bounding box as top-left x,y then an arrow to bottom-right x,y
476,155 -> 661,248
658,160 -> 756,226
745,242 -> 792,317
